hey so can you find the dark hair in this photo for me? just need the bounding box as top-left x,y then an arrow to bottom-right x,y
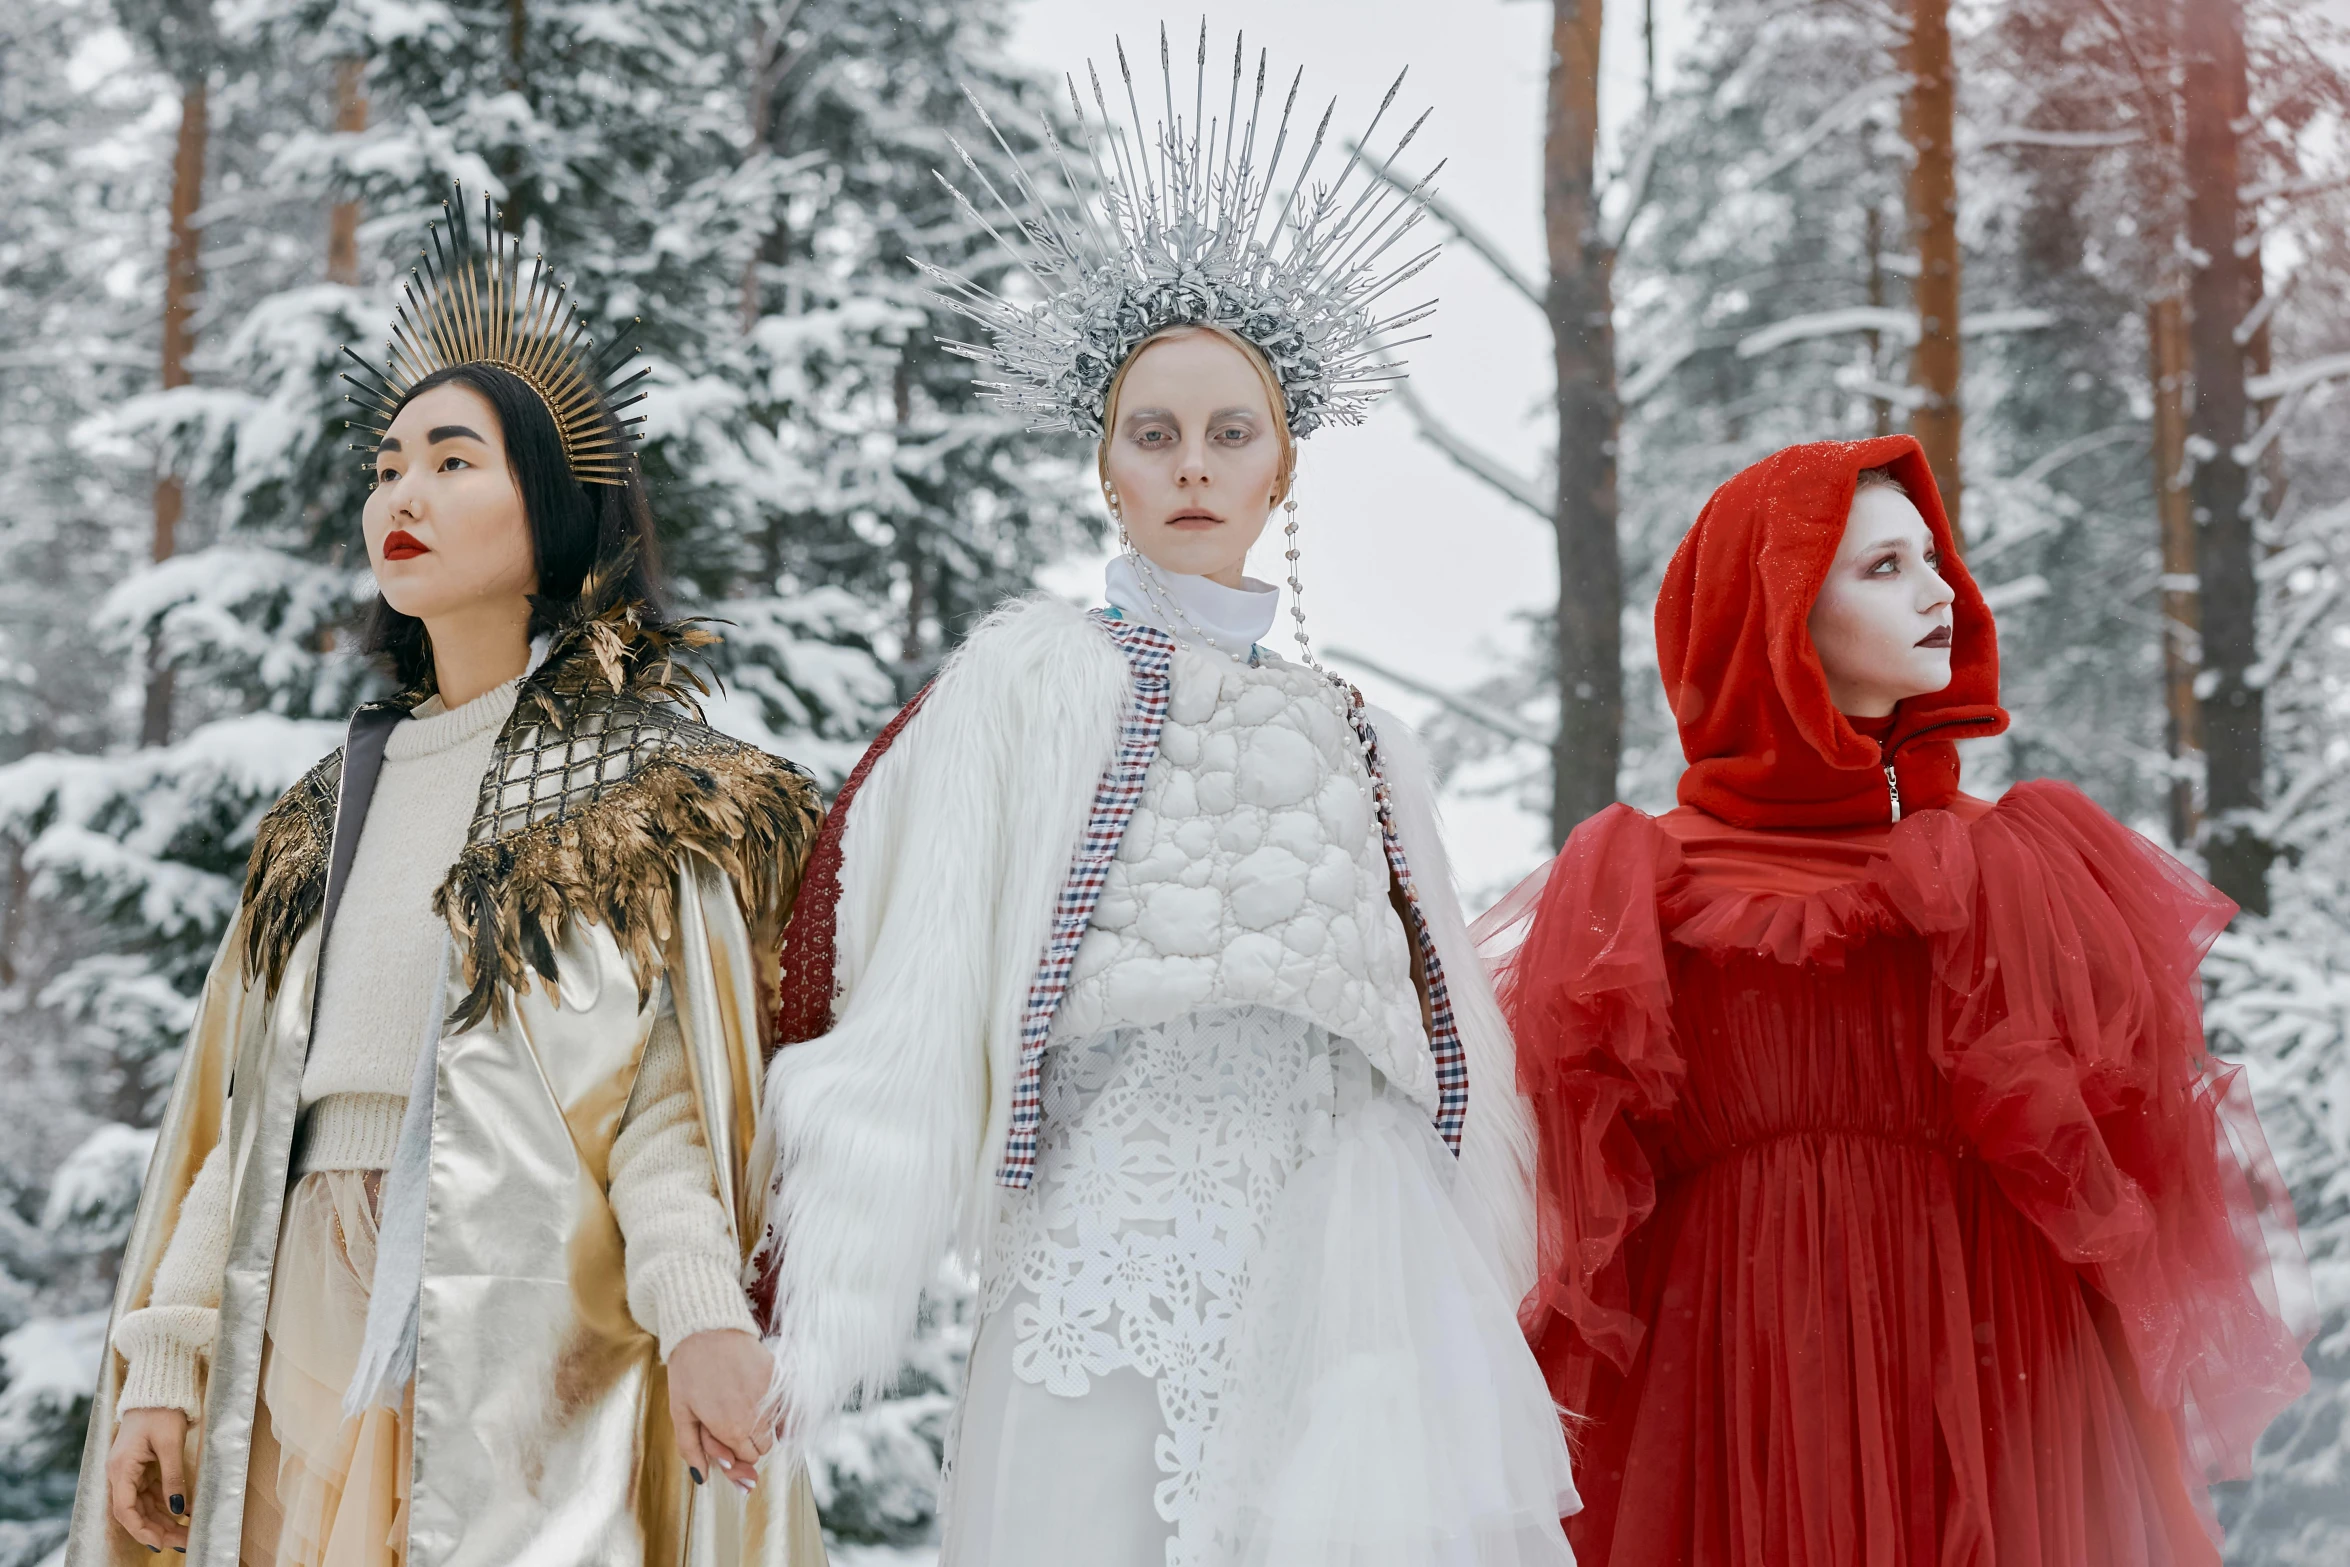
360,363 -> 664,689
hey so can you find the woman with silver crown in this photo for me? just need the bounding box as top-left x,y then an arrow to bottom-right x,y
70,193 -> 829,1566
751,31 -> 1578,1566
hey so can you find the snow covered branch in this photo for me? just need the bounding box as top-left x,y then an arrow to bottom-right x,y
1727,75 -> 1908,191
1622,337 -> 1701,407
1736,305 -> 2054,358
1979,574 -> 2053,612
1349,144 -> 1546,314
1324,647 -> 1551,747
2247,352 -> 2350,402
2245,580 -> 2341,693
1975,127 -> 2142,150
1385,377 -> 1552,524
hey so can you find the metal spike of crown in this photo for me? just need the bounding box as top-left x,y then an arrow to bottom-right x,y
338,185 -> 651,486
918,23 -> 1444,440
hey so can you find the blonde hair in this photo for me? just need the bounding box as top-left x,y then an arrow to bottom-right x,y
1096,323 -> 1297,510
1854,465 -> 1909,497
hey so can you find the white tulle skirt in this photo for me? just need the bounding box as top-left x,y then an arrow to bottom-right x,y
942,1006 -> 1576,1567
1201,1090 -> 1580,1566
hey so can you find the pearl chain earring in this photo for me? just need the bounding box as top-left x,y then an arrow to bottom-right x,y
1282,486 -> 1327,676
1104,481 -> 1130,549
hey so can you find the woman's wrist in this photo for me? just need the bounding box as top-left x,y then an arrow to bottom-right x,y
116,1336 -> 206,1423
641,1254 -> 760,1362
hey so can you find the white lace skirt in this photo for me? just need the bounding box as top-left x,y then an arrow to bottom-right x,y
941,1004 -> 1576,1567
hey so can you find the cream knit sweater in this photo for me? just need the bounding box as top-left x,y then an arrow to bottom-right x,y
113,679 -> 757,1418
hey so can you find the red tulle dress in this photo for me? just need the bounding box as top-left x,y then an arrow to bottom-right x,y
1499,437 -> 2310,1567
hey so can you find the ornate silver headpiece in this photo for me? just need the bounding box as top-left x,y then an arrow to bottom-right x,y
921,25 -> 1443,440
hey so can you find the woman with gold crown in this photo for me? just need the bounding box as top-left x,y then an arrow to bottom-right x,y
67,193 -> 830,1567
749,31 -> 1577,1566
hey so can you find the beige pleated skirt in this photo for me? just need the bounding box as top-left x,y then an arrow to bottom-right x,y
239,1169 -> 411,1567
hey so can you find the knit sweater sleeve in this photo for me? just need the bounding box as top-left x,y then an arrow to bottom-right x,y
612,1002 -> 759,1360
112,1136 -> 234,1419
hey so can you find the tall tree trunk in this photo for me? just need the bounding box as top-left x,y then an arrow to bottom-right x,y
2242,260 -> 2289,530
1546,0 -> 1623,845
1866,202 -> 1892,438
327,58 -> 367,285
1642,0 -> 1657,114
500,0 -> 528,233
0,838 -> 25,987
744,15 -> 785,330
2183,0 -> 2268,912
144,76 -> 208,749
2150,294 -> 2202,849
894,354 -> 926,667
1903,0 -> 1964,542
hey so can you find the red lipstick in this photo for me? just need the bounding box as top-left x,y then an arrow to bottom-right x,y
382,529 -> 428,561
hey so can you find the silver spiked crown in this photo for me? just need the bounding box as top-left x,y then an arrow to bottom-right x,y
920,24 -> 1443,440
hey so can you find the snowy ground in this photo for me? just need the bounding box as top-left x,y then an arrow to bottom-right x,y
828,1546 -> 937,1566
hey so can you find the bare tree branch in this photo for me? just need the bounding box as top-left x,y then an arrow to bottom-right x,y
1324,647 -> 1551,746
2081,0 -> 2180,160
1819,0 -> 1914,35
1348,141 -> 1547,313
1602,111 -> 1664,251
1387,376 -> 1552,522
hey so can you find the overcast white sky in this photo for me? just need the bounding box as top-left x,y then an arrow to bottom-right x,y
1006,1 -> 1695,894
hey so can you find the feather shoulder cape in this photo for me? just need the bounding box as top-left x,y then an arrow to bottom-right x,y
239,599 -> 823,1029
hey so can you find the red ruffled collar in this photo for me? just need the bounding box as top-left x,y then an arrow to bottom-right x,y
1650,793 -> 1998,967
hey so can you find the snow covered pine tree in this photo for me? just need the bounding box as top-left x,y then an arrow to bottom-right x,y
0,0 -> 1087,1555
1395,2 -> 2350,1556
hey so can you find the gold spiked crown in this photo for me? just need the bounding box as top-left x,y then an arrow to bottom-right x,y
341,186 -> 647,486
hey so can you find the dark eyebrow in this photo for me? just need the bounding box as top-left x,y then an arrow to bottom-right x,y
427,424 -> 486,445
375,437 -> 401,453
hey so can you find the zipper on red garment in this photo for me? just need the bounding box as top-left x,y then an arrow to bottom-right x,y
1878,712 -> 1986,825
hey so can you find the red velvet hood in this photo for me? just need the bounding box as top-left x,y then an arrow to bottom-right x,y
1656,435 -> 2008,830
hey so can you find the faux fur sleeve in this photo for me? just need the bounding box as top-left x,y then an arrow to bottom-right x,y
1368,704 -> 1541,1306
758,597 -> 1128,1459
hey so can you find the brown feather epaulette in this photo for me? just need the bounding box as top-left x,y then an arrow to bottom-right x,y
433,600 -> 825,1031
240,751 -> 343,996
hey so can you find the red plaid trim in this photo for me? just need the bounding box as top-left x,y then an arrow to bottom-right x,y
1330,679 -> 1469,1157
996,612 -> 1176,1188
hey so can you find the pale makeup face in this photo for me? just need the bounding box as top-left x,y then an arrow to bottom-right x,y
1806,483 -> 1958,718
364,381 -> 539,622
1100,331 -> 1285,588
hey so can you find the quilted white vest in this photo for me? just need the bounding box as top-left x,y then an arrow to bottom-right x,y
1051,644 -> 1436,1110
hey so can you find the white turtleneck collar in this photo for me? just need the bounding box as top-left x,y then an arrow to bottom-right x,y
388,677 -> 522,761
1104,553 -> 1279,660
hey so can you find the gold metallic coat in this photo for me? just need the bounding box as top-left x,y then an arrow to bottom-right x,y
67,614 -> 828,1567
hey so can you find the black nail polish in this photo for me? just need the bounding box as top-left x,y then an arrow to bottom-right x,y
690,1467 -> 704,1485
169,1494 -> 184,1515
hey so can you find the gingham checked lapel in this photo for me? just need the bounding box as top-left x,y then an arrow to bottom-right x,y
994,611 -> 1469,1190
1327,678 -> 1470,1159
995,611 -> 1177,1187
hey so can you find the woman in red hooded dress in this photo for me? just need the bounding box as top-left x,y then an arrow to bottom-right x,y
1498,436 -> 2309,1567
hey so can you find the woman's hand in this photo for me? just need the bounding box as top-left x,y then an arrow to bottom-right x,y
667,1329 -> 778,1494
106,1407 -> 191,1553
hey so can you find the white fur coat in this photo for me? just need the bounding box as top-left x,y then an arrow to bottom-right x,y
757,595 -> 1537,1457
